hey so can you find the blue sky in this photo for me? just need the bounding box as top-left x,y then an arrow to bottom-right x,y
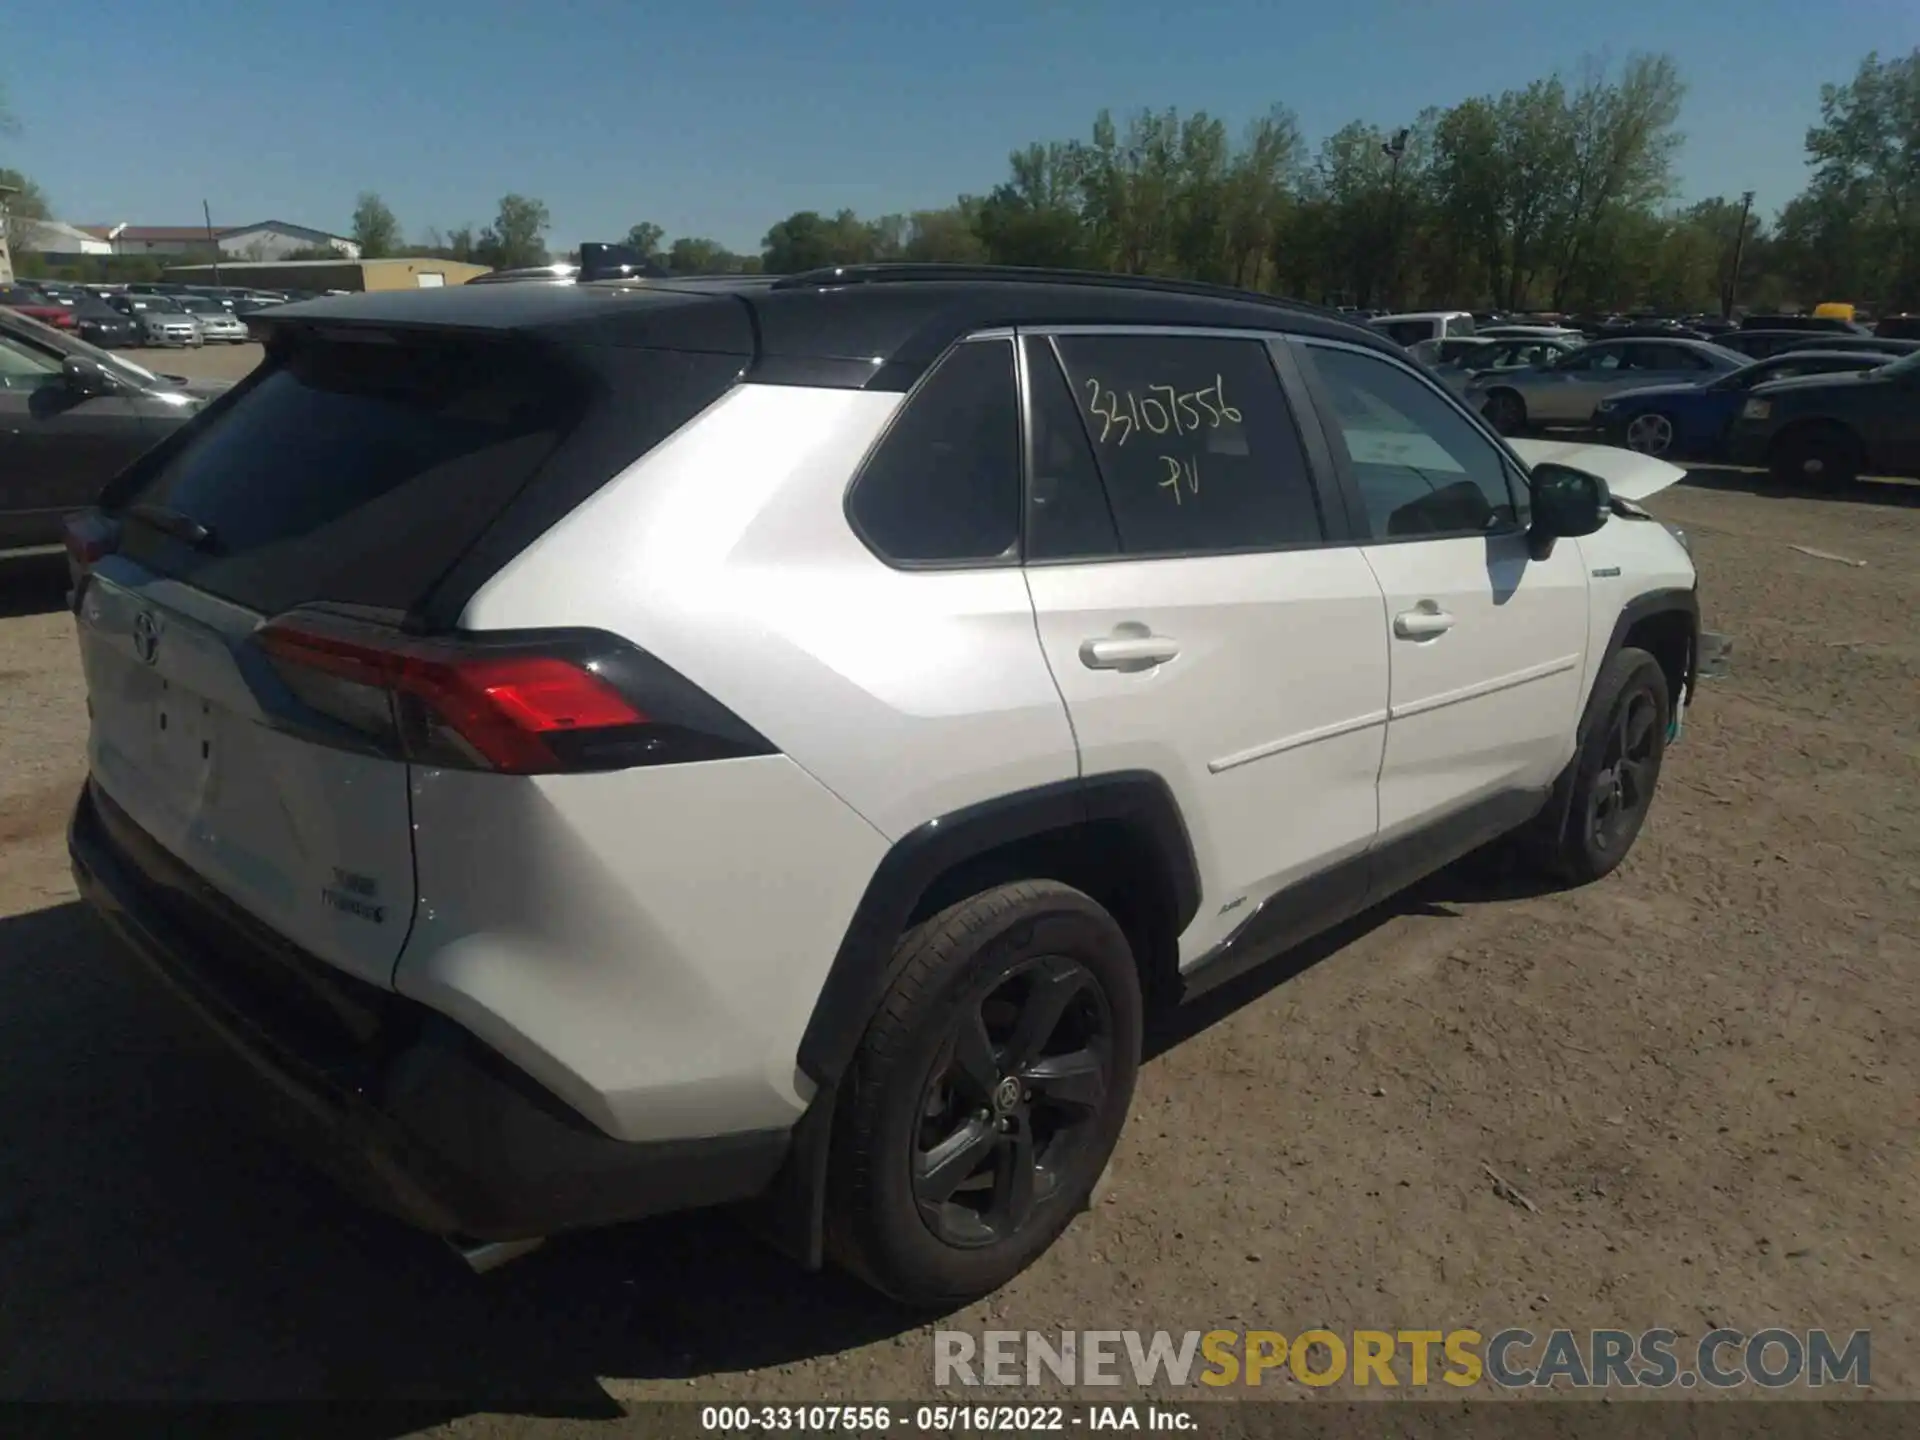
7,0 -> 1917,254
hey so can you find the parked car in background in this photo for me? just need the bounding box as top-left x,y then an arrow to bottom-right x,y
468,263 -> 581,286
1606,322 -> 1717,341
1873,315 -> 1920,341
226,290 -> 289,314
1467,336 -> 1746,432
0,307 -> 233,555
1683,316 -> 1738,337
1739,313 -> 1872,336
1370,310 -> 1476,347
105,293 -> 203,348
1430,335 -> 1585,393
71,293 -> 143,349
1717,329 -> 1920,361
1726,349 -> 1920,487
0,282 -> 79,331
1594,350 -> 1897,459
1475,324 -> 1585,343
1407,336 -> 1495,368
173,293 -> 251,343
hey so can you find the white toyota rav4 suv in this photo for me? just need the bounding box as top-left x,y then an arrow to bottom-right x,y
64,266 -> 1701,1306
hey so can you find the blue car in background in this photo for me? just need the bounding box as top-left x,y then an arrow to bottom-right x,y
1594,349 -> 1902,460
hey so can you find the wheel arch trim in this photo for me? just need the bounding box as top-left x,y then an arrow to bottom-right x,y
1591,587 -> 1701,740
1533,586 -> 1699,856
795,770 -> 1200,1091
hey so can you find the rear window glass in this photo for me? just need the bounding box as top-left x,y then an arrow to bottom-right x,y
118,333 -> 586,616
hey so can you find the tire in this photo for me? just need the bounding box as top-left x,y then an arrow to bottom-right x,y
1623,410 -> 1677,457
826,880 -> 1142,1307
1769,425 -> 1860,490
1526,647 -> 1670,885
1481,389 -> 1527,435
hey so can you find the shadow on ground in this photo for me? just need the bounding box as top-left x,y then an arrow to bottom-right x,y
1680,464 -> 1920,507
0,844 -> 1549,1418
0,554 -> 70,620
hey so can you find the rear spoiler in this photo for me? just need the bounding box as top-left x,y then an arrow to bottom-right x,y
578,243 -> 670,283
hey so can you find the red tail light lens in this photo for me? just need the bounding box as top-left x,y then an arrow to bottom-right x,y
64,512 -> 121,567
255,614 -> 771,775
260,622 -> 644,773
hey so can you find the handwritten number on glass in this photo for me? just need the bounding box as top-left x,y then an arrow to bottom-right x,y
1158,454 -> 1200,505
1083,374 -> 1240,447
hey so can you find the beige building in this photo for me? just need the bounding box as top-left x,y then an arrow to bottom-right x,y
162,257 -> 492,291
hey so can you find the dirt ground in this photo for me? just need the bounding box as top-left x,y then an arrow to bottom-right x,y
124,341 -> 266,383
0,339 -> 1912,1424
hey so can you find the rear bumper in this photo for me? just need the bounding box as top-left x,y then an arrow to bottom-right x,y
69,780 -> 789,1241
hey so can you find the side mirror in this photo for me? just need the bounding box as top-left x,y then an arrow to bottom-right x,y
1527,462 -> 1609,559
62,356 -> 120,398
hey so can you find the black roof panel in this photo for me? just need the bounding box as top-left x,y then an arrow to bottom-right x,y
253,268 -> 1409,389
255,281 -> 758,355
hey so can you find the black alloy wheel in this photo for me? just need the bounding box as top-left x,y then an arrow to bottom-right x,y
1482,389 -> 1526,434
911,954 -> 1113,1249
827,879 -> 1142,1306
1588,687 -> 1659,855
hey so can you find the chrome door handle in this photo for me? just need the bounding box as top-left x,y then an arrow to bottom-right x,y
1080,634 -> 1180,671
1393,605 -> 1455,639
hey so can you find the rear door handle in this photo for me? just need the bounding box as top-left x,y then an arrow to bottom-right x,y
1393,605 -> 1455,639
1080,634 -> 1180,671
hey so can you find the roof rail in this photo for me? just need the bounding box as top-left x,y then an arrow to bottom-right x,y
769,263 -> 1341,319
578,241 -> 671,283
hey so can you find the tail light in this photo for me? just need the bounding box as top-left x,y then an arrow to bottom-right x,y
64,511 -> 121,568
255,611 -> 775,775
63,511 -> 121,610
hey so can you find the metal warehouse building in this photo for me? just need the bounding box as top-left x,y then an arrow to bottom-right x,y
161,257 -> 492,291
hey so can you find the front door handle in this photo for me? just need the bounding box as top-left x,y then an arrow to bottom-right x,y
1080,632 -> 1180,672
1393,605 -> 1455,639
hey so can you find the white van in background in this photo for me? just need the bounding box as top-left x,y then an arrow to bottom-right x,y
1371,310 -> 1476,347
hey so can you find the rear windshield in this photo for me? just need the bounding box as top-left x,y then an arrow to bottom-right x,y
117,332 -> 586,616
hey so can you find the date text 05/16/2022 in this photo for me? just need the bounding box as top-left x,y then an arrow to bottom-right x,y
699,1404 -> 1195,1432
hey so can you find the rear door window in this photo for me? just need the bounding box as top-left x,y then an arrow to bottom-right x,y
1022,336 -> 1119,561
1048,332 -> 1325,556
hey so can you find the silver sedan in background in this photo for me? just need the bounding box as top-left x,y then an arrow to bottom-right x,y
174,294 -> 251,343
104,293 -> 203,347
1422,335 -> 1585,394
1465,336 -> 1747,432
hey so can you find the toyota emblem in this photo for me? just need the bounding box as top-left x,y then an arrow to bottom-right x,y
132,611 -> 161,666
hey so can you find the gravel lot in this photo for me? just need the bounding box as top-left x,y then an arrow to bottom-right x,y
125,341 -> 266,383
0,341 -> 1913,1421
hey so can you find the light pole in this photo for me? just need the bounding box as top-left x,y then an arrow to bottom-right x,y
0,182 -> 18,284
1722,190 -> 1755,321
1380,128 -> 1410,309
203,199 -> 222,285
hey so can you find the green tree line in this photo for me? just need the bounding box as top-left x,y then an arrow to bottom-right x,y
9,50 -> 1920,311
683,47 -> 1918,316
